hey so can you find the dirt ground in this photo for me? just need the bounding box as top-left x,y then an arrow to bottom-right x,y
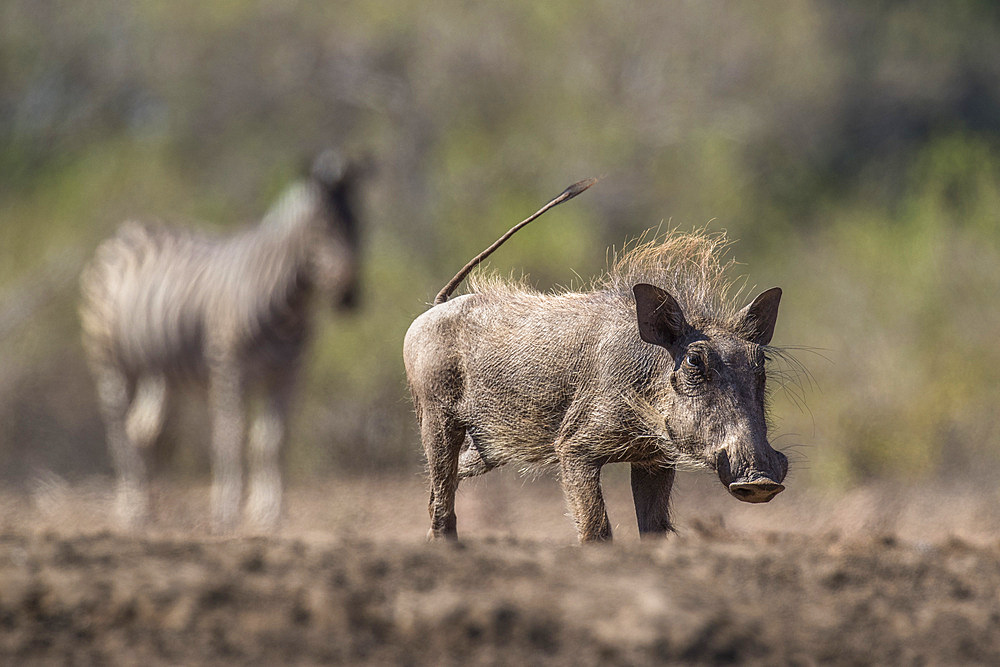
2,469 -> 1000,665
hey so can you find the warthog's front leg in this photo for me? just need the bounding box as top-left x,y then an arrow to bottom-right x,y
631,463 -> 676,537
559,457 -> 612,543
208,359 -> 245,533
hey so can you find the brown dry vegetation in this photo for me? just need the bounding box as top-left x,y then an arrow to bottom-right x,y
3,471 -> 1000,665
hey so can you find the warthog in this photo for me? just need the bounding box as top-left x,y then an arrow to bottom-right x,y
404,181 -> 788,542
80,151 -> 363,532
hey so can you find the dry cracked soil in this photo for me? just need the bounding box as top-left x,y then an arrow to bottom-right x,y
2,470 -> 1000,665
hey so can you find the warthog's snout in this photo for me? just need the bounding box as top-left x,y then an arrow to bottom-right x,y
727,479 -> 785,503
716,448 -> 787,503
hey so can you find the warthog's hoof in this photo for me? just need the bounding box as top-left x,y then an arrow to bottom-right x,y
426,528 -> 459,542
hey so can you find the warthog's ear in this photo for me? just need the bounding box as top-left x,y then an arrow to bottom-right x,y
633,283 -> 687,348
737,287 -> 782,345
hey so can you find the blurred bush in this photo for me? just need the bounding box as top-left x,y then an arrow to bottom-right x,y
2,0 -> 999,488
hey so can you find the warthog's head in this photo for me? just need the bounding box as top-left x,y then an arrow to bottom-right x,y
309,150 -> 364,311
633,283 -> 788,503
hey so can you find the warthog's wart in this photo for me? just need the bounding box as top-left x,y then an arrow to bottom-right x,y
404,184 -> 788,542
80,151 -> 363,531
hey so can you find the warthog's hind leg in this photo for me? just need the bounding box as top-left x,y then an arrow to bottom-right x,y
420,408 -> 465,540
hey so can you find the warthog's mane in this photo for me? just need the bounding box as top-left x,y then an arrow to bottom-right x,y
468,229 -> 747,332
596,229 -> 746,330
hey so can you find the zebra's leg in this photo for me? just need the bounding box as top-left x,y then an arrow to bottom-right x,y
126,375 -> 167,454
94,366 -> 149,528
245,370 -> 295,530
208,358 -> 245,533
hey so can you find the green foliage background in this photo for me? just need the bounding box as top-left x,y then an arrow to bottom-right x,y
2,0 -> 1000,488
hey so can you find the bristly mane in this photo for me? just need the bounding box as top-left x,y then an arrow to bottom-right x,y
466,229 -> 746,330
596,229 -> 743,328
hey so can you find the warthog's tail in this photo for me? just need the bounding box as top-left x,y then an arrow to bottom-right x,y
433,177 -> 598,306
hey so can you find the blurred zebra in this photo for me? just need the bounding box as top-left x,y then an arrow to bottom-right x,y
79,151 -> 363,531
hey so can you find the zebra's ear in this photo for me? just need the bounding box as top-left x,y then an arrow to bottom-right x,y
311,149 -> 347,186
308,150 -> 375,187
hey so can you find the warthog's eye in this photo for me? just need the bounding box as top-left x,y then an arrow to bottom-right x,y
683,350 -> 706,374
672,348 -> 709,394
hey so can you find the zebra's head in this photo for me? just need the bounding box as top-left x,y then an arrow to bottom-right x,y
309,149 -> 365,312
